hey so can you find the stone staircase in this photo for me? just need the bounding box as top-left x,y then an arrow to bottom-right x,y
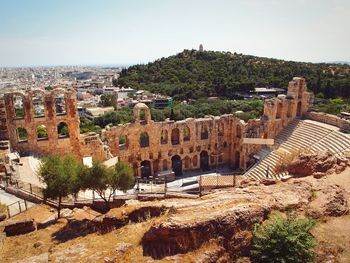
244,119 -> 350,180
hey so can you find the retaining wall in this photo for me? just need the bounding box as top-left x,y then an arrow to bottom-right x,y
306,111 -> 350,131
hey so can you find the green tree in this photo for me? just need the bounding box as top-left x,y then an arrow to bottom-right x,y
251,213 -> 316,263
100,94 -> 116,108
15,108 -> 24,118
80,117 -> 102,134
37,155 -> 84,218
57,122 -> 69,137
18,127 -> 27,141
80,161 -> 135,210
114,161 -> 134,191
37,125 -> 48,138
117,49 -> 350,100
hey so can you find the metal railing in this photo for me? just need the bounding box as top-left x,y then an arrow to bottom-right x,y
5,200 -> 29,218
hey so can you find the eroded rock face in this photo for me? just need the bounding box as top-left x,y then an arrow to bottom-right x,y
308,185 -> 348,218
4,218 -> 36,236
287,152 -> 348,177
142,205 -> 270,259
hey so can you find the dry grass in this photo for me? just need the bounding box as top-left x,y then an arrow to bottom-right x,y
0,203 -> 172,262
0,202 -> 6,214
1,204 -> 54,226
312,215 -> 350,263
1,169 -> 350,262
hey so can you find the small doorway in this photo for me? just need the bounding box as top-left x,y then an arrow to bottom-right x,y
171,155 -> 183,176
140,160 -> 151,178
296,101 -> 302,117
234,151 -> 240,169
200,151 -> 210,171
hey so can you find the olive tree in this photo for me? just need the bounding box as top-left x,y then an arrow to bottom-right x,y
80,161 -> 135,210
251,213 -> 316,263
37,155 -> 84,218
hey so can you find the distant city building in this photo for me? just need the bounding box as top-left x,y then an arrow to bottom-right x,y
84,106 -> 115,120
117,87 -> 134,100
153,97 -> 173,109
250,87 -> 286,98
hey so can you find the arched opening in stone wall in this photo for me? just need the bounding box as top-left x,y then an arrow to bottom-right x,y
236,126 -> 241,138
218,122 -> 224,137
234,151 -> 240,169
17,127 -> 28,142
183,126 -> 190,141
184,156 -> 191,169
200,151 -> 210,171
163,159 -> 168,170
133,103 -> 151,124
140,132 -> 149,148
119,135 -> 127,150
296,101 -> 302,116
139,109 -> 147,124
160,130 -> 168,144
298,82 -> 303,99
201,125 -> 209,140
33,93 -> 45,118
140,160 -> 151,178
210,155 -> 215,164
171,128 -> 180,145
218,154 -> 223,163
276,102 -> 283,119
37,124 -> 48,140
192,155 -> 198,167
13,95 -> 25,118
57,122 -> 69,138
171,155 -> 183,176
54,93 -> 66,115
287,103 -> 293,118
153,160 -> 159,174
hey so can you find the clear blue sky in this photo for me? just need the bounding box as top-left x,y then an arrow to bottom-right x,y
0,0 -> 349,67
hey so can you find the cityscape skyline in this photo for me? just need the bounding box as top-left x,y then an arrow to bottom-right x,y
1,0 -> 349,67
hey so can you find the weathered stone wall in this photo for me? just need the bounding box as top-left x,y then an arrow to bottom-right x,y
0,96 -> 9,140
2,77 -> 311,176
306,111 -> 350,131
102,107 -> 241,176
263,77 -> 311,138
101,77 -> 310,176
3,88 -> 107,160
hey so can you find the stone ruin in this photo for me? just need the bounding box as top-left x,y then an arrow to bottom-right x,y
1,87 -> 107,161
0,77 -> 311,177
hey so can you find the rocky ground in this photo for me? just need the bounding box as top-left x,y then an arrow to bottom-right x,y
0,157 -> 349,262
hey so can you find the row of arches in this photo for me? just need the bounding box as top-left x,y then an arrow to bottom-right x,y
118,123 -> 226,150
160,127 -> 191,145
13,92 -> 67,119
17,122 -> 69,142
139,151 -> 211,178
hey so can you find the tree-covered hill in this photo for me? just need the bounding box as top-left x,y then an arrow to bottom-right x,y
116,49 -> 350,100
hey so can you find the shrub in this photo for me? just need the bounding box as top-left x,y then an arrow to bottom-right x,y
251,213 -> 316,263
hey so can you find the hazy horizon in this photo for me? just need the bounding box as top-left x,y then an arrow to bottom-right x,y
1,0 -> 349,67
1,51 -> 350,69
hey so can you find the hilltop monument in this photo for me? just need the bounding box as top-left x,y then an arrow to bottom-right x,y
199,44 -> 204,52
